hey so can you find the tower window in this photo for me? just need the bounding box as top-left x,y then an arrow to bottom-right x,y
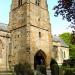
39,32 -> 41,38
17,35 -> 19,38
18,0 -> 22,6
35,0 -> 40,6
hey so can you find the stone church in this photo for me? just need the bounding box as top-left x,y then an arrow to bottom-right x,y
0,0 -> 52,72
0,0 -> 70,73
8,0 -> 52,70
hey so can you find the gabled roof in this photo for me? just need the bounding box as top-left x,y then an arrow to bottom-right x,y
0,23 -> 8,31
53,35 -> 69,47
52,35 -> 61,42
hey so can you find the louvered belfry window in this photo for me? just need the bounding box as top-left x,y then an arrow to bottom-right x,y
35,0 -> 40,6
18,0 -> 22,6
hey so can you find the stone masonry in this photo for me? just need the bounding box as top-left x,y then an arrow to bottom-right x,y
8,0 -> 52,69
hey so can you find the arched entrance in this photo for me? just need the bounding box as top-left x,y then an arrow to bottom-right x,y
34,50 -> 46,70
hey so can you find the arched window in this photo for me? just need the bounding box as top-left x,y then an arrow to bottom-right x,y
35,0 -> 40,6
64,51 -> 65,58
53,46 -> 58,59
0,40 -> 3,58
18,0 -> 22,6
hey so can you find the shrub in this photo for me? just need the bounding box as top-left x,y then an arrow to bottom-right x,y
36,71 -> 44,75
64,69 -> 73,75
37,65 -> 46,75
14,62 -> 34,75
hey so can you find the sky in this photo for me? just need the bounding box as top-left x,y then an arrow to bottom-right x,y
0,0 -> 72,35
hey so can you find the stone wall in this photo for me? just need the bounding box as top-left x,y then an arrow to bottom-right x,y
0,30 -> 10,71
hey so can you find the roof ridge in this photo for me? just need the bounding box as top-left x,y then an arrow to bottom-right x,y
0,23 -> 8,25
0,23 -> 8,31
53,35 -> 69,47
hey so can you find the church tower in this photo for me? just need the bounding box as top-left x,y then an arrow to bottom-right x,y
8,0 -> 52,69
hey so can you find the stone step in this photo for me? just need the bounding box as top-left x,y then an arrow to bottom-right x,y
0,71 -> 14,75
34,70 -> 51,75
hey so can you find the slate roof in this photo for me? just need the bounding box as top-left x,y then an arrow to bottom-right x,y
53,35 -> 60,42
53,35 -> 69,47
0,23 -> 8,31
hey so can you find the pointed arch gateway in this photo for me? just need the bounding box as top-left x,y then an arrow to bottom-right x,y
34,50 -> 46,69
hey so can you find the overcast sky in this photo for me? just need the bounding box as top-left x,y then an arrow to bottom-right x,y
0,0 -> 72,35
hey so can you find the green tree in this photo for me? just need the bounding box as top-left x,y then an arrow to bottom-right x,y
69,44 -> 75,58
59,32 -> 75,58
59,32 -> 71,45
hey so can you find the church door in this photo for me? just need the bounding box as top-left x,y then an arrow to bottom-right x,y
34,50 -> 46,70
